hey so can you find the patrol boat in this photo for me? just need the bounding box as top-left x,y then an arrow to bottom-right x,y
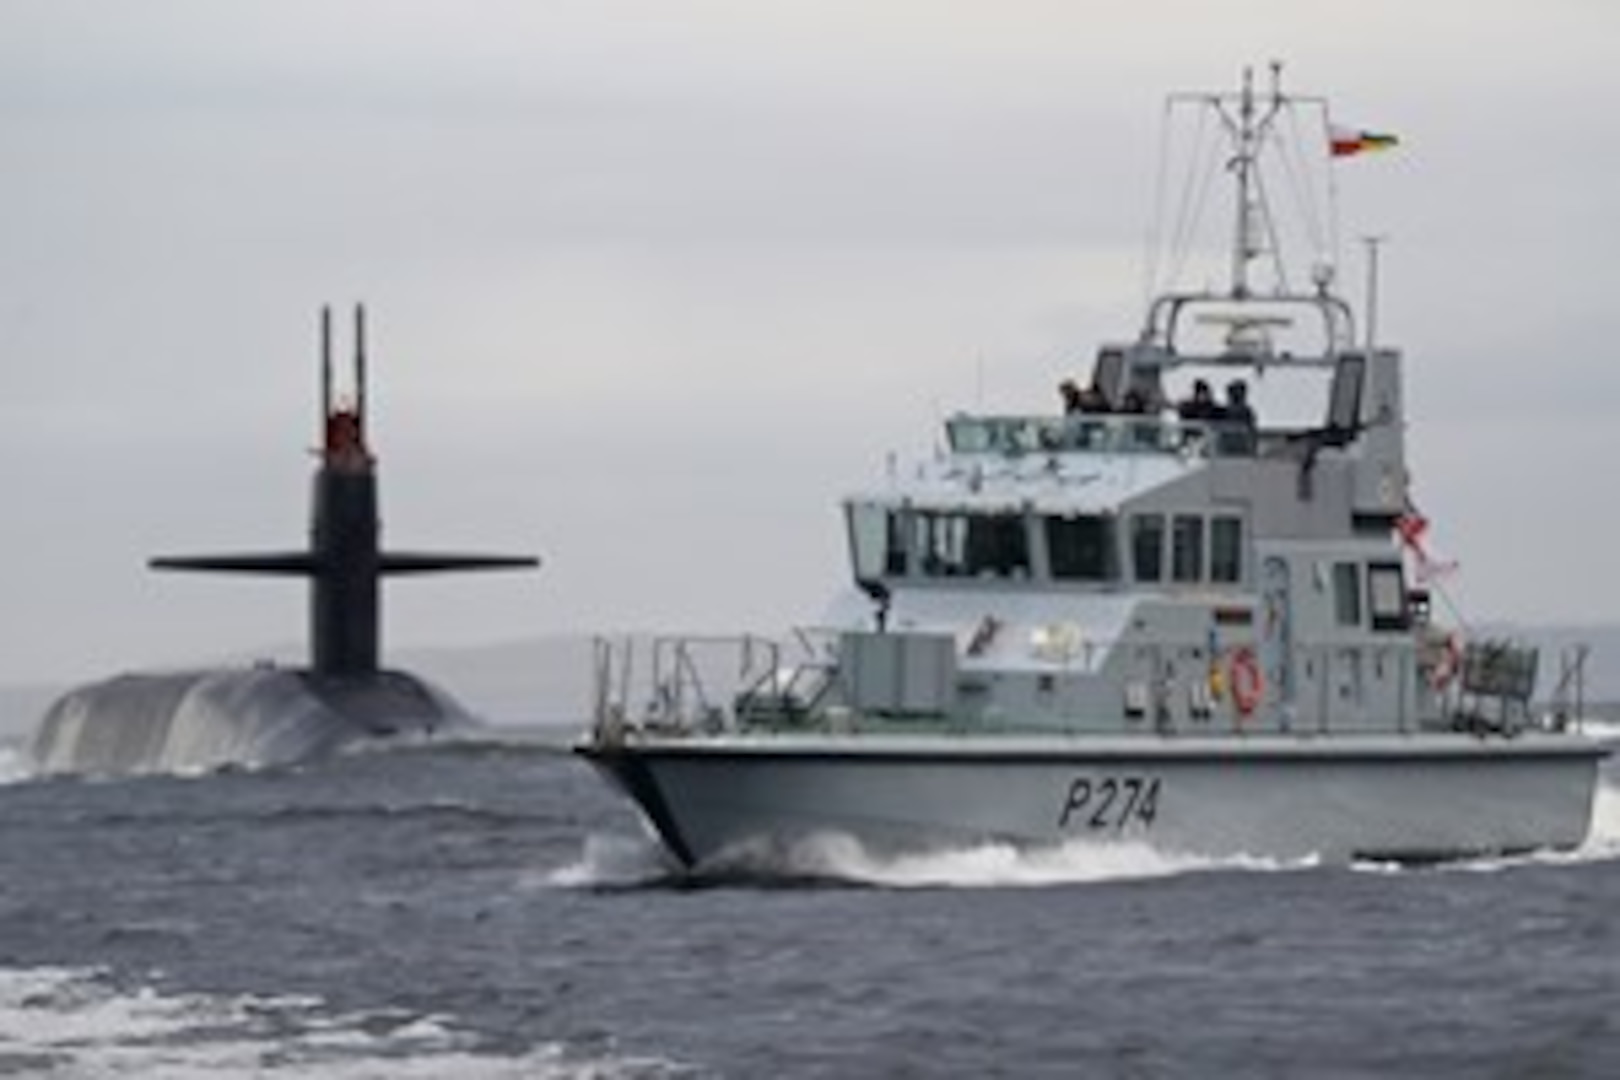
577,70 -> 1608,868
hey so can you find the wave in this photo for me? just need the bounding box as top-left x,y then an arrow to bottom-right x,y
334,723 -> 578,758
0,722 -> 573,790
1582,718 -> 1620,744
543,832 -> 683,889
548,829 -> 1317,891
729,832 -> 1319,889
0,735 -> 565,798
1410,778 -> 1620,875
806,778 -> 1620,884
557,777 -> 1620,891
52,796 -> 556,835
0,741 -> 28,786
0,966 -> 686,1079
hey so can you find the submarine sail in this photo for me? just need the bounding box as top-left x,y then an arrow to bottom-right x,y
32,306 -> 539,776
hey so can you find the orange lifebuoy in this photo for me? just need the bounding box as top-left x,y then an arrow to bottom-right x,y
1229,647 -> 1263,717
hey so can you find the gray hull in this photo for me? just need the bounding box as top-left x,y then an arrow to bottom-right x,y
580,733 -> 1606,868
33,667 -> 472,777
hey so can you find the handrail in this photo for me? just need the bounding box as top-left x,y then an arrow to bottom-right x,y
1141,289 -> 1356,358
588,628 -> 1577,741
945,413 -> 1247,458
593,634 -> 793,736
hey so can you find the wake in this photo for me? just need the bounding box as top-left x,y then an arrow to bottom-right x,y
551,778 -> 1620,890
1423,777 -> 1620,874
0,965 -> 685,1079
546,829 -> 1317,891
0,741 -> 28,786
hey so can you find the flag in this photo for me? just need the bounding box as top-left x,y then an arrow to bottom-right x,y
1330,124 -> 1399,158
1396,504 -> 1458,582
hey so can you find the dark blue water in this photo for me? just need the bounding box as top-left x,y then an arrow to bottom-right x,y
0,735 -> 1616,1078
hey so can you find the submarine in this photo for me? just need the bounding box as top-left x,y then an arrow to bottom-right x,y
32,306 -> 539,776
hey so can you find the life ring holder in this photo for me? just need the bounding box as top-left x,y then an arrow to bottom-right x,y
1229,647 -> 1264,718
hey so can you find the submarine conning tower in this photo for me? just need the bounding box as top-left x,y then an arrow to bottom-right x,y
149,304 -> 540,678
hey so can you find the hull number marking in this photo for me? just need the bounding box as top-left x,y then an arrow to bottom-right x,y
1059,776 -> 1161,831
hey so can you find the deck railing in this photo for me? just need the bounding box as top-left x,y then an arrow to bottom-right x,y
588,628 -> 1579,741
591,631 -> 839,740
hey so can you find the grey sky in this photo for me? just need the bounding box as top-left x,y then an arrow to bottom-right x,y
2,1 -> 1617,684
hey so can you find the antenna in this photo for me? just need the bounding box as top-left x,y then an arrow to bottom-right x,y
1143,68 -> 1352,353
1362,235 -> 1386,350
354,303 -> 368,441
1230,66 -> 1256,299
320,305 -> 333,430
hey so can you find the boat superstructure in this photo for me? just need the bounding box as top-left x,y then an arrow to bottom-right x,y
577,69 -> 1608,868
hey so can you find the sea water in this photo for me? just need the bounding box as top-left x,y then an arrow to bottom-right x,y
0,728 -> 1615,1078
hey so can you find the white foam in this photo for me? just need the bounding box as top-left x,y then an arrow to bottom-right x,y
0,966 -> 684,1078
1503,777 -> 1620,866
0,742 -> 28,786
1580,719 -> 1620,746
1591,777 -> 1620,847
552,828 -> 1316,890
1355,778 -> 1620,876
754,831 -> 1318,888
544,832 -> 679,889
560,782 -> 1620,889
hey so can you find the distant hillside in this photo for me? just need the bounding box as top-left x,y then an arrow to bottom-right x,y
1479,623 -> 1620,704
412,625 -> 1620,716
6,625 -> 1620,740
394,634 -> 595,727
0,684 -> 65,740
0,634 -> 597,739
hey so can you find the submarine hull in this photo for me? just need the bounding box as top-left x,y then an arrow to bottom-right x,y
32,667 -> 474,777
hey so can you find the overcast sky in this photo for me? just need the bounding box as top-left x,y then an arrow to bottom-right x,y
2,1 -> 1617,685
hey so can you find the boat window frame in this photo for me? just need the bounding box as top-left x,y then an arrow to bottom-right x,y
1366,560 -> 1409,632
1210,515 -> 1245,585
911,508 -> 1033,581
846,500 -> 908,584
1332,560 -> 1363,627
1130,512 -> 1166,583
913,509 -> 968,579
1171,513 -> 1205,584
1044,513 -> 1120,584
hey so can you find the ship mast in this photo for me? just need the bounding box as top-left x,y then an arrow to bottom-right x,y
1142,64 -> 1354,358
1224,64 -> 1286,301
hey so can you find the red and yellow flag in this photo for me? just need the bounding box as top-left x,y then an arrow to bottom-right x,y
1330,124 -> 1399,158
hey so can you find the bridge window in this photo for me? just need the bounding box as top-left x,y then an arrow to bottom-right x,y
1367,561 -> 1409,631
914,511 -> 1031,579
1171,514 -> 1204,583
847,502 -> 906,582
1211,516 -> 1244,584
1046,515 -> 1118,582
1130,514 -> 1165,582
1333,562 -> 1362,627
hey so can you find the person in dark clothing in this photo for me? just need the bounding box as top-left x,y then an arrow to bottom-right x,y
1059,379 -> 1084,414
1059,378 -> 1109,414
1177,378 -> 1217,421
1224,380 -> 1256,427
1217,379 -> 1257,454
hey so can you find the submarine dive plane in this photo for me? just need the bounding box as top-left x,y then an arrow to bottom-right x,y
32,306 -> 539,776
